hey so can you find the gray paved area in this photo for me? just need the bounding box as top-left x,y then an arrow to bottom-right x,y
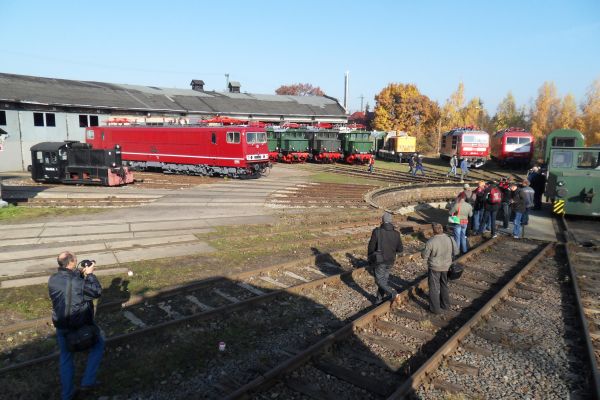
0,166 -> 311,281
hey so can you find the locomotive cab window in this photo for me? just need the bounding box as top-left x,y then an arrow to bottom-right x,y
550,151 -> 573,168
576,151 -> 599,169
552,137 -> 575,147
247,132 -> 267,144
211,132 -> 217,144
226,131 -> 240,144
506,137 -> 519,145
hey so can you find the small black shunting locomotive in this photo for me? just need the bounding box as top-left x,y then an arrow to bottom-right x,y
30,141 -> 134,186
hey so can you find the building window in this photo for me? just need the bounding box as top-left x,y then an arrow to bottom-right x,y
79,115 -> 99,127
0,110 -> 6,126
34,112 -> 44,126
211,132 -> 217,144
45,113 -> 56,127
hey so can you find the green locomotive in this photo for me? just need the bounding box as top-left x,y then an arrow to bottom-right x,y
545,130 -> 599,217
341,130 -> 374,164
309,129 -> 342,163
265,127 -> 311,163
544,129 -> 585,164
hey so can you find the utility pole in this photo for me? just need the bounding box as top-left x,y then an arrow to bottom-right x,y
358,94 -> 364,112
225,73 -> 230,91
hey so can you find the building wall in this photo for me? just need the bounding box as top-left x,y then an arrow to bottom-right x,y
0,110 -> 105,172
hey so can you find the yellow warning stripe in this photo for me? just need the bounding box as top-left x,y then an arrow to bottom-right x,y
553,200 -> 565,215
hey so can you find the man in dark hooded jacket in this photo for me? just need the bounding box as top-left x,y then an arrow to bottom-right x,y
48,251 -> 104,400
368,212 -> 403,304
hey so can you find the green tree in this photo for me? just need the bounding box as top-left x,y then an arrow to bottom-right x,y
581,78 -> 600,145
372,83 -> 440,152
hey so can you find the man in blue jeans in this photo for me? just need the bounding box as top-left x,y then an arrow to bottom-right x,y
471,181 -> 486,233
49,252 -> 104,400
510,182 -> 528,238
449,193 -> 473,254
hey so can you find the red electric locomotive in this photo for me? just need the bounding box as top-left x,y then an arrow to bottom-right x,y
490,127 -> 534,167
440,127 -> 490,168
86,125 -> 270,178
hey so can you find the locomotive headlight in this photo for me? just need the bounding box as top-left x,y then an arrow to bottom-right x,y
557,181 -> 565,186
112,162 -> 116,167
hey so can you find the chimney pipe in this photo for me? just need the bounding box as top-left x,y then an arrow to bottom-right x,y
344,71 -> 349,113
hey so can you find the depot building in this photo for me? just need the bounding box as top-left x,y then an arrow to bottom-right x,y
0,73 -> 348,171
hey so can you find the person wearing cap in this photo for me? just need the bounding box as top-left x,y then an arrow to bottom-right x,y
368,212 -> 404,305
460,183 -> 473,204
413,154 -> 425,176
421,223 -> 459,314
446,155 -> 458,177
48,252 -> 104,400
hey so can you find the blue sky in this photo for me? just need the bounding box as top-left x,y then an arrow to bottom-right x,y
1,0 -> 599,114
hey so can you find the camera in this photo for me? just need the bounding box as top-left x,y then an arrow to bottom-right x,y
78,259 -> 96,269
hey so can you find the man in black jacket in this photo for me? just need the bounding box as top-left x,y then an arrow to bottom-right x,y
48,251 -> 104,400
368,212 -> 403,304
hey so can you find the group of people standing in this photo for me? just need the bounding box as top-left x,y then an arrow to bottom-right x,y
449,175 -> 541,250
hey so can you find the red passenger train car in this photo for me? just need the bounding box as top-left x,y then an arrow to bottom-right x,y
490,127 -> 534,167
440,127 -> 490,168
86,125 -> 270,178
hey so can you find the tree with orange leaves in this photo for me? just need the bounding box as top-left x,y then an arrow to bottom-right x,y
275,83 -> 325,96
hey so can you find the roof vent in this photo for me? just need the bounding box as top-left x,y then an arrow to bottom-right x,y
228,81 -> 241,93
190,80 -> 205,91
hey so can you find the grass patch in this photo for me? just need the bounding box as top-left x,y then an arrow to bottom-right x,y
309,172 -> 383,186
0,205 -> 106,222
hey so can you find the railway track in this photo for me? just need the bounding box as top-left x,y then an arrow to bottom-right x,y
222,237 -> 592,399
0,222 -> 432,376
561,216 -> 600,397
412,242 -> 593,399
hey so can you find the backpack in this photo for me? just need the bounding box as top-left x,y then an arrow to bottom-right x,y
488,187 -> 502,204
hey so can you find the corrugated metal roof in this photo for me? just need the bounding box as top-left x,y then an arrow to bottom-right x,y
0,73 -> 346,117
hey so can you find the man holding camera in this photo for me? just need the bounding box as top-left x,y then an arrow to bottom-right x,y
48,252 -> 104,400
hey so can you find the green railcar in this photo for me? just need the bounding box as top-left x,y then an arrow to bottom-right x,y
340,130 -> 374,164
309,130 -> 342,162
278,129 -> 311,163
544,129 -> 585,164
546,146 -> 600,216
266,128 -> 280,162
